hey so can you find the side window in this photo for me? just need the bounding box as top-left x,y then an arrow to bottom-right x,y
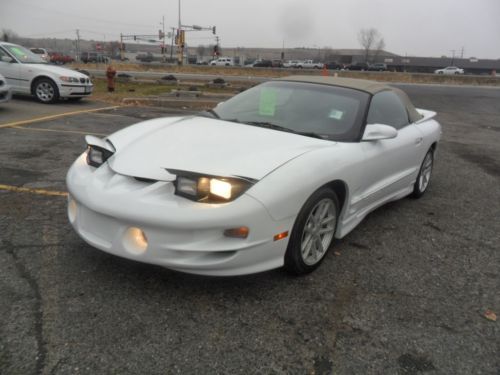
366,91 -> 410,130
0,48 -> 11,62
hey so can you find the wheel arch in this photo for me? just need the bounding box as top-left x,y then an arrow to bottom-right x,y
30,75 -> 58,95
322,179 -> 348,217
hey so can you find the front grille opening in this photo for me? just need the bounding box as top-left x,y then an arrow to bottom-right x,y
134,177 -> 158,183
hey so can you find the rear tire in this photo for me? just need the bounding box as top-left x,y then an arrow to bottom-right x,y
411,150 -> 434,198
33,78 -> 59,104
285,188 -> 339,275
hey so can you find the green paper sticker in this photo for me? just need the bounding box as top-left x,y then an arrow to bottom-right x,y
10,47 -> 27,58
259,89 -> 277,116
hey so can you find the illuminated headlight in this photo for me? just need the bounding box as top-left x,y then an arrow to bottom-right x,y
170,170 -> 256,203
86,145 -> 114,167
60,76 -> 80,83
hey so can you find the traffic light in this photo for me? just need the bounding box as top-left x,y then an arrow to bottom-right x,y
213,45 -> 219,56
180,30 -> 185,45
212,26 -> 216,35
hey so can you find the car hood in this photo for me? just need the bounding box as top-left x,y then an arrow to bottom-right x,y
23,63 -> 89,79
107,116 -> 332,181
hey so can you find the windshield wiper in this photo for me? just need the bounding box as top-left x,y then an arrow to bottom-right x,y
243,121 -> 327,140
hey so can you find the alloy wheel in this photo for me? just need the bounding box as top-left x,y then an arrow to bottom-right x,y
300,198 -> 336,266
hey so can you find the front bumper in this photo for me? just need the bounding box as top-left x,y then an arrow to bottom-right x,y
66,154 -> 295,276
0,86 -> 12,103
59,84 -> 93,98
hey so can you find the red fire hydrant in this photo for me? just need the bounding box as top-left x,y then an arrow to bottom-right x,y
106,65 -> 117,92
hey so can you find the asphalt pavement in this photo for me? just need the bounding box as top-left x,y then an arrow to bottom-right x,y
0,96 -> 113,126
0,85 -> 499,374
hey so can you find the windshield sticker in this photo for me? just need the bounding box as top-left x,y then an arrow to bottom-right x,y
328,109 -> 344,120
259,89 -> 277,116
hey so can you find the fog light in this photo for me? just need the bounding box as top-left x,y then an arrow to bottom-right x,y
68,196 -> 77,224
224,226 -> 249,239
123,227 -> 148,254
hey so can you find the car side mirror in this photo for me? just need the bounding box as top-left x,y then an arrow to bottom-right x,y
362,124 -> 398,141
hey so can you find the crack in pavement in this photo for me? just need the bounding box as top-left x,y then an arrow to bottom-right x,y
3,240 -> 47,375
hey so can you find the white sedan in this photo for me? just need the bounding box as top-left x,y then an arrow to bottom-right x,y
0,73 -> 12,103
434,66 -> 464,75
67,76 -> 441,276
0,42 -> 93,103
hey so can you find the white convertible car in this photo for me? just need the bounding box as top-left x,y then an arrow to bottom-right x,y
0,42 -> 93,103
67,76 -> 441,276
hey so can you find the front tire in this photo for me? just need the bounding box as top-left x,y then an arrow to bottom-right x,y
285,188 -> 339,275
411,150 -> 433,198
33,78 -> 59,103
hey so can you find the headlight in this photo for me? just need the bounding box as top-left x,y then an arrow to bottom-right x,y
169,169 -> 256,203
60,76 -> 80,83
85,135 -> 115,168
86,145 -> 114,167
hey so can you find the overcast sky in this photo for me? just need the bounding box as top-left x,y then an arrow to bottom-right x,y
1,0 -> 499,58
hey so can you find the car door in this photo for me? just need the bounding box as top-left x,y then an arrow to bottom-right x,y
356,90 -> 424,212
0,46 -> 23,92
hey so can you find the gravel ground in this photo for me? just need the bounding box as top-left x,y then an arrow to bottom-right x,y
0,85 -> 499,375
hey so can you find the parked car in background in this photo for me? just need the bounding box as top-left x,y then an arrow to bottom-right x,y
325,61 -> 343,70
272,60 -> 284,68
368,63 -> 387,71
210,57 -> 234,66
295,60 -> 323,69
283,60 -> 302,68
135,52 -> 154,63
252,59 -> 273,68
29,47 -> 50,62
80,52 -> 109,63
0,42 -> 93,103
434,66 -> 464,75
0,73 -> 12,104
344,62 -> 370,71
49,51 -> 75,65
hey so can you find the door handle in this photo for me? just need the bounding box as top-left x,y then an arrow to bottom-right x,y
415,137 -> 423,145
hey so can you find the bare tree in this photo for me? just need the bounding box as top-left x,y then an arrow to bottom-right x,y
1,29 -> 18,42
358,28 -> 385,63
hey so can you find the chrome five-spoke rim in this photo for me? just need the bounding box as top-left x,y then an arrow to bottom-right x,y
301,198 -> 336,266
36,82 -> 55,102
419,153 -> 433,192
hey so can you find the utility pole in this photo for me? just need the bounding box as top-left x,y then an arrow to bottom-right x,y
161,15 -> 166,62
76,29 -> 81,61
460,46 -> 464,59
170,27 -> 175,61
178,0 -> 183,65
120,33 -> 123,61
450,49 -> 456,65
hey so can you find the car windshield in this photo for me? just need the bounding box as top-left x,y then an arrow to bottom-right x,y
3,44 -> 46,64
213,81 -> 370,142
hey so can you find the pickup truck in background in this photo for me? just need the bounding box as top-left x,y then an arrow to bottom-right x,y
295,60 -> 324,69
